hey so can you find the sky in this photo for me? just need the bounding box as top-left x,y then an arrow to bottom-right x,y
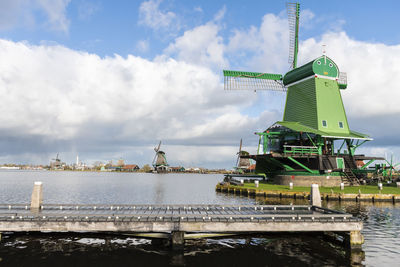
0,0 -> 400,168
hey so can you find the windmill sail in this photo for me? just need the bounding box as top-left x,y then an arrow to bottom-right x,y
154,141 -> 161,152
287,2 -> 300,69
235,139 -> 243,167
223,70 -> 286,91
338,72 -> 347,89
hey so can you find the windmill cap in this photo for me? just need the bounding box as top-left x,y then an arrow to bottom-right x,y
283,56 -> 339,86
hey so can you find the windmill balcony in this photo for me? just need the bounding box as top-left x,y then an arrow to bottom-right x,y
283,145 -> 319,156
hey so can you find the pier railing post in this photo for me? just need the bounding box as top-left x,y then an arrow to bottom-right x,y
30,181 -> 43,210
310,184 -> 321,207
171,231 -> 185,250
349,230 -> 364,249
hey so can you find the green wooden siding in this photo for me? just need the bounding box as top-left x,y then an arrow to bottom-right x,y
315,77 -> 350,133
283,77 -> 318,129
283,76 -> 351,136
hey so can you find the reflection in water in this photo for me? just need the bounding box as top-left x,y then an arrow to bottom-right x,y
0,232 -> 361,267
0,171 -> 399,266
154,174 -> 166,203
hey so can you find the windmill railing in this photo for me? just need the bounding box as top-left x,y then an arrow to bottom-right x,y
283,145 -> 319,156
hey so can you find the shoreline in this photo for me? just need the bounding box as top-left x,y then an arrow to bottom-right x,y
216,183 -> 400,203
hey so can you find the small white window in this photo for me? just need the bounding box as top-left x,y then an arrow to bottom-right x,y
339,121 -> 344,128
322,120 -> 327,127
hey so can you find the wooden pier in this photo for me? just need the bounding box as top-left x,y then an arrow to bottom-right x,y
0,204 -> 363,247
0,183 -> 364,249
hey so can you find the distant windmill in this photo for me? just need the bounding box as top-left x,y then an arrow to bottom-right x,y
52,153 -> 60,163
235,139 -> 251,172
50,153 -> 62,170
152,141 -> 169,173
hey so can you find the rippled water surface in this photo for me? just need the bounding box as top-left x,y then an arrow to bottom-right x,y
0,170 -> 399,266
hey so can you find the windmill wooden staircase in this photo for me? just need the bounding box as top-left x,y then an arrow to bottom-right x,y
341,168 -> 360,186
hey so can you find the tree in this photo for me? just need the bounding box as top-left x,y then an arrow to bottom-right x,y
141,164 -> 152,173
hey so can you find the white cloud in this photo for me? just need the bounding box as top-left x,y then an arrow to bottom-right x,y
0,38 -> 259,166
299,9 -> 315,30
165,22 -> 227,68
167,145 -> 240,168
226,13 -> 290,73
36,0 -> 70,32
136,39 -> 149,53
138,0 -> 177,30
78,0 -> 100,20
213,6 -> 226,22
0,0 -> 71,33
0,0 -> 29,30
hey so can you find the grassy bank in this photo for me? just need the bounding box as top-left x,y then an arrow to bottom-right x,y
232,182 -> 400,195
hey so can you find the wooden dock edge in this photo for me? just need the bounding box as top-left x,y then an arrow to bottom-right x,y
215,184 -> 400,203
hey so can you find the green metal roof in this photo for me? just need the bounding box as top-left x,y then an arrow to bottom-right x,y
275,121 -> 372,140
275,121 -> 326,135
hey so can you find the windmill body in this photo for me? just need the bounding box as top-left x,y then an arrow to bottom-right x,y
223,3 -> 383,186
237,151 -> 251,170
235,139 -> 252,173
50,153 -> 64,170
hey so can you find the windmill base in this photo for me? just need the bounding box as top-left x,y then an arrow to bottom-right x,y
273,174 -> 342,187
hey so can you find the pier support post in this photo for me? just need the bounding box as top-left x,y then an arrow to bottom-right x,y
170,231 -> 185,250
310,184 -> 321,206
349,231 -> 364,249
378,183 -> 383,190
30,181 -> 43,210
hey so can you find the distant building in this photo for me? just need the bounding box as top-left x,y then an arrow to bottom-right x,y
248,164 -> 256,172
122,164 -> 140,172
117,159 -> 125,167
170,166 -> 185,172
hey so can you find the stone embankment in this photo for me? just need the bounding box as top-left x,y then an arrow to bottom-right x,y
216,184 -> 400,203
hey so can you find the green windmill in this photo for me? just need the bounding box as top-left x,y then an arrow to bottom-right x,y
223,3 -> 383,186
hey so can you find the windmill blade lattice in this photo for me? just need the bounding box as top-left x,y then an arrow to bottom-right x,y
338,72 -> 347,87
223,70 -> 286,92
286,2 -> 300,69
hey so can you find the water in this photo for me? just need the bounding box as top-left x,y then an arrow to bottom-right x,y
0,170 -> 399,266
